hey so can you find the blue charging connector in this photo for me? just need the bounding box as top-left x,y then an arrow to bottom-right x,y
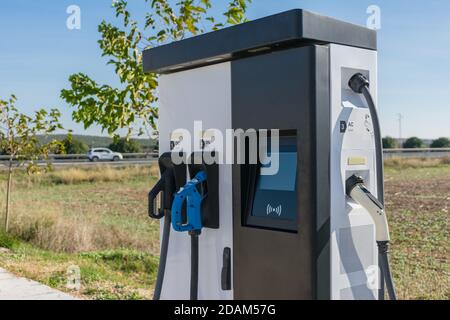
171,171 -> 206,233
171,170 -> 207,299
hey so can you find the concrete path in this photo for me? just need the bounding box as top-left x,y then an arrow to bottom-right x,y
0,268 -> 77,300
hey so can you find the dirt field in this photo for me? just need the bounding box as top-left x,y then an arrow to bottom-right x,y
384,165 -> 449,299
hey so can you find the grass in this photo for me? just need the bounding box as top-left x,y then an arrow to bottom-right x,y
0,165 -> 161,253
0,165 -> 161,299
0,237 -> 158,299
384,161 -> 449,300
0,161 -> 448,300
45,165 -> 160,185
384,156 -> 450,169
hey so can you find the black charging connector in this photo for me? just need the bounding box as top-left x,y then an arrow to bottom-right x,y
148,152 -> 187,219
348,73 -> 370,94
148,152 -> 187,300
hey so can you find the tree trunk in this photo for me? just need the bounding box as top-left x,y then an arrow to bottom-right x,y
4,158 -> 13,233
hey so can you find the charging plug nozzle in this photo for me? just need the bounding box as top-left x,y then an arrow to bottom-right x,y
346,175 -> 390,242
348,73 -> 370,94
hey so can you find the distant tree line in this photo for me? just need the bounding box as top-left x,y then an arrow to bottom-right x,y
108,138 -> 142,153
1,135 -> 153,155
430,137 -> 450,148
61,136 -> 144,154
383,136 -> 450,149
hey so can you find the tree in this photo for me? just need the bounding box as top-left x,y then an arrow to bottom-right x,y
0,95 -> 65,232
430,137 -> 450,148
62,137 -> 89,154
109,138 -> 142,153
382,136 -> 397,149
403,137 -> 424,149
61,0 -> 252,140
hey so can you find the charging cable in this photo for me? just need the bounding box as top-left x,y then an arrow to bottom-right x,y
348,74 -> 397,300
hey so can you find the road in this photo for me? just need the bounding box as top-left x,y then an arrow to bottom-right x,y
0,267 -> 77,300
0,158 -> 157,170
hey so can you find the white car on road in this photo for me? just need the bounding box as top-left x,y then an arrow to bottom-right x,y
88,148 -> 123,162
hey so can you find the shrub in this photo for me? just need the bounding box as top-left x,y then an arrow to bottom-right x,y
403,137 -> 424,149
383,136 -> 397,149
430,137 -> 450,148
62,137 -> 89,154
0,230 -> 18,249
109,138 -> 142,153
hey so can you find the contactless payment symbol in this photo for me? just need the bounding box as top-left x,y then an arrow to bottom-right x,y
266,204 -> 282,217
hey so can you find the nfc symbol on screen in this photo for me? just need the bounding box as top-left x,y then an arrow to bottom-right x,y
266,204 -> 282,217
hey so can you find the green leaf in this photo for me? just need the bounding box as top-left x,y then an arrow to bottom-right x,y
60,0 -> 252,140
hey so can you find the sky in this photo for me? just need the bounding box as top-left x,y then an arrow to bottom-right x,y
0,0 -> 449,139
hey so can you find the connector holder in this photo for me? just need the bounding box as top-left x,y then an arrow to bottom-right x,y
188,152 -> 220,229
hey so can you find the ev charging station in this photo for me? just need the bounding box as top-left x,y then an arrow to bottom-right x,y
143,9 -> 396,300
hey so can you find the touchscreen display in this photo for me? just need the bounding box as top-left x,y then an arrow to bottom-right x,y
251,137 -> 298,223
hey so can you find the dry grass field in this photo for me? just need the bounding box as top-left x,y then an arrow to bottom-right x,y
0,165 -> 160,299
0,160 -> 448,300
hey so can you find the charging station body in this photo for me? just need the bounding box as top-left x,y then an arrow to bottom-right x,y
144,9 -> 379,300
